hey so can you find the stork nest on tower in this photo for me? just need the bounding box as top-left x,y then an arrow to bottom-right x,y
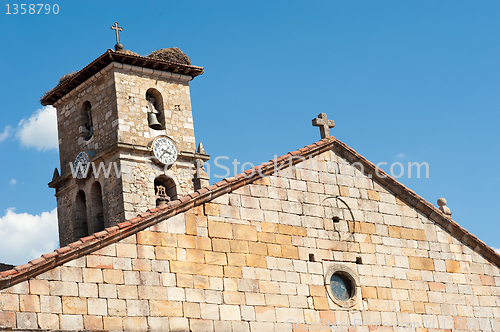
147,47 -> 191,65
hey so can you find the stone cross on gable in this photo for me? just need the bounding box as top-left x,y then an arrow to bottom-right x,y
312,113 -> 335,139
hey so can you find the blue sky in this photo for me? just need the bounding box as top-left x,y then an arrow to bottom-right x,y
0,1 -> 498,264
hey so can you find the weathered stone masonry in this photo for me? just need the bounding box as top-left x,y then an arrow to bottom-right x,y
1,137 -> 499,331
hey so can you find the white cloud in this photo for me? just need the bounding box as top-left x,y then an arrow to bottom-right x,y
0,208 -> 58,266
396,153 -> 406,158
494,247 -> 500,254
9,179 -> 16,186
0,125 -> 12,142
17,105 -> 58,151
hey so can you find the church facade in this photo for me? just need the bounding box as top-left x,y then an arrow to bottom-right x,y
0,46 -> 499,332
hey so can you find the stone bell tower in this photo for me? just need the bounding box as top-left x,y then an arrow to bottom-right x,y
43,42 -> 210,246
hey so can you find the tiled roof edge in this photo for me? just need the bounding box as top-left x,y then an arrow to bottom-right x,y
1,136 -> 499,289
40,49 -> 204,106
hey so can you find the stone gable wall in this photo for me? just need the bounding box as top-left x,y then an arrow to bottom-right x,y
1,149 -> 499,331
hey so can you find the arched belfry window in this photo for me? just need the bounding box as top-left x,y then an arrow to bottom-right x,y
81,101 -> 93,140
146,88 -> 164,130
74,190 -> 89,240
90,182 -> 105,233
154,175 -> 176,206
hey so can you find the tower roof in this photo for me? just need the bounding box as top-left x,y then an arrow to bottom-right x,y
40,49 -> 204,106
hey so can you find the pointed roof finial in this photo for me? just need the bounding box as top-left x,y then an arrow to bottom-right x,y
197,142 -> 206,154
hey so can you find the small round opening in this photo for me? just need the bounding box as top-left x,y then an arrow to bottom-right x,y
329,272 -> 354,301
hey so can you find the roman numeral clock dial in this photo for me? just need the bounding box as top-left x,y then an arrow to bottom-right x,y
151,136 -> 178,166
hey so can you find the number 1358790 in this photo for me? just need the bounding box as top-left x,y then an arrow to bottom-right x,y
6,4 -> 59,14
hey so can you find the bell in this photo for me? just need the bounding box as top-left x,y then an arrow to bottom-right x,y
148,112 -> 162,130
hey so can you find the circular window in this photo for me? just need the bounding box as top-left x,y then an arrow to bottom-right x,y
330,272 -> 354,301
325,263 -> 359,308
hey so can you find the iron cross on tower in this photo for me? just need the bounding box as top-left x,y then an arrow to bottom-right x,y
312,113 -> 335,139
111,22 -> 124,51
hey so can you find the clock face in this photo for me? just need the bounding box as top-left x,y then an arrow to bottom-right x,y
73,151 -> 90,179
152,137 -> 178,165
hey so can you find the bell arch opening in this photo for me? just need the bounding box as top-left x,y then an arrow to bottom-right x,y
146,88 -> 165,130
154,175 -> 177,206
81,101 -> 93,140
74,190 -> 89,240
90,181 -> 105,233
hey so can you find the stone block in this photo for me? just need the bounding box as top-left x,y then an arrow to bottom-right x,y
208,220 -> 233,239
178,234 -> 197,249
137,231 -> 162,245
116,243 -> 138,258
247,254 -> 267,268
0,311 -> 16,328
170,317 -> 189,331
137,245 -> 156,259
37,312 -> 59,329
16,312 -> 37,329
167,287 -> 186,301
147,317 -> 170,332
212,239 -> 231,252
114,257 -> 133,270
79,282 -> 98,298
247,242 -> 266,256
103,316 -> 123,331
60,266 -> 83,282
137,285 -> 166,301
83,315 -> 104,329
87,255 -> 113,269
132,258 -> 152,271
0,293 -> 19,311
220,304 -> 241,321
156,246 -> 177,261
254,306 -> 276,322
204,251 -> 227,265
184,302 -> 201,318
140,271 -> 161,286
40,295 -> 62,313
29,280 -> 49,295
98,284 -> 117,298
198,303 -> 218,320
233,224 -> 258,241
82,268 -> 103,283
188,318 -> 213,332
445,260 -> 461,273
62,296 -> 87,314
107,298 -> 126,316
49,281 -> 78,296
88,298 -> 107,316
59,314 -> 84,330
481,275 -> 495,286
193,275 -> 210,289
168,214 -> 186,234
313,296 -> 329,310
37,267 -> 61,281
223,291 -> 246,305
150,300 -> 183,317
408,257 -> 435,271
281,245 -> 299,259
227,253 -> 246,266
267,244 -> 282,257
123,317 -> 148,331
161,233 -> 178,247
